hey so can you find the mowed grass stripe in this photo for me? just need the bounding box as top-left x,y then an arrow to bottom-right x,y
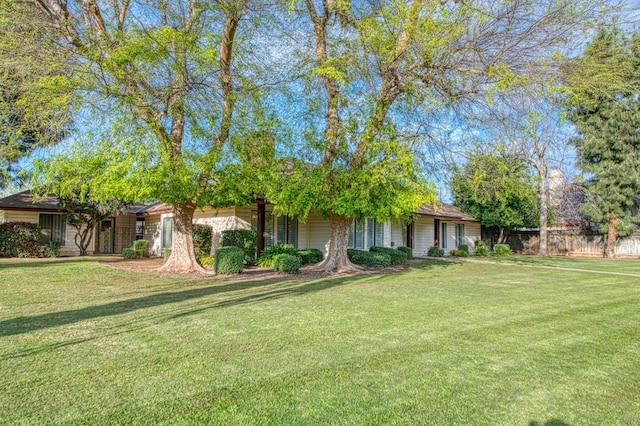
0,258 -> 639,425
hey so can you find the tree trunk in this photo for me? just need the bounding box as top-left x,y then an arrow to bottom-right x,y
538,170 -> 549,256
312,214 -> 361,273
158,201 -> 206,273
605,217 -> 618,259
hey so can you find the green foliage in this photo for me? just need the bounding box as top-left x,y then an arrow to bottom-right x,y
369,246 -> 408,265
493,244 -> 513,256
42,241 -> 61,258
122,247 -> 137,260
474,246 -> 491,256
214,246 -> 244,275
450,248 -> 469,257
257,244 -> 300,268
221,229 -> 257,264
197,256 -> 215,267
457,244 -> 469,254
193,225 -> 213,257
396,246 -> 413,259
163,249 -> 172,259
567,27 -> 640,252
132,240 -> 150,258
427,246 -> 444,257
298,249 -> 324,265
0,222 -> 43,258
451,151 -> 538,236
347,249 -> 391,268
273,254 -> 302,273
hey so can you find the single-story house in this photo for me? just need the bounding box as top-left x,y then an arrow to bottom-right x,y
1,190 -> 481,258
0,191 -> 141,256
139,200 -> 482,258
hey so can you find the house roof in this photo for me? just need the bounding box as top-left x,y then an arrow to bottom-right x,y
0,190 -> 63,212
0,190 -> 142,215
415,202 -> 479,222
135,202 -> 172,215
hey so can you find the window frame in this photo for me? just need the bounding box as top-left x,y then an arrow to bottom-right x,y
39,213 -> 66,246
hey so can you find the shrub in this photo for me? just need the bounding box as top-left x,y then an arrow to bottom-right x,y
493,244 -> 513,256
132,239 -> 150,258
298,248 -> 323,265
347,249 -> 391,268
258,244 -> 300,268
43,241 -> 61,258
0,222 -> 44,258
474,245 -> 491,256
396,246 -> 413,259
221,229 -> 257,264
427,246 -> 444,257
457,244 -> 469,254
450,248 -> 469,257
193,224 -> 213,257
369,246 -> 408,265
214,246 -> 244,274
122,247 -> 137,259
273,254 -> 302,273
197,256 -> 215,267
163,248 -> 172,259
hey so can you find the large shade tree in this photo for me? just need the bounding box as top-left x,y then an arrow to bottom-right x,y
28,0 -> 256,272
0,1 -> 72,189
567,27 -> 640,258
263,0 -> 610,271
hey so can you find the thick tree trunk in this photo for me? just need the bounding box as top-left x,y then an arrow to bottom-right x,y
312,214 -> 361,273
158,201 -> 206,273
538,172 -> 549,257
605,218 -> 618,259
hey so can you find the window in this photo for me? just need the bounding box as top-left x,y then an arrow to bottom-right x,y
348,219 -> 365,249
366,219 -> 384,249
39,214 -> 66,246
136,219 -> 145,240
251,210 -> 297,248
441,223 -> 447,249
162,217 -> 173,249
455,224 -> 465,247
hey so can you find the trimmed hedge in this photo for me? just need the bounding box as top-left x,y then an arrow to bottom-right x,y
493,244 -> 513,256
221,229 -> 257,264
43,241 -> 61,258
132,239 -> 150,258
450,248 -> 469,257
369,246 -> 408,265
258,244 -> 300,268
0,222 -> 44,258
427,246 -> 444,257
347,249 -> 391,268
474,246 -> 491,256
298,248 -> 323,265
396,246 -> 413,259
122,247 -> 137,259
193,224 -> 213,257
273,254 -> 302,273
214,246 -> 244,274
197,256 -> 215,267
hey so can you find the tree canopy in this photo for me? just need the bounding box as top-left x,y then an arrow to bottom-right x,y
451,150 -> 538,243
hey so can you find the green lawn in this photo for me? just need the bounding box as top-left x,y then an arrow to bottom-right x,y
1,257 -> 639,425
485,255 -> 640,275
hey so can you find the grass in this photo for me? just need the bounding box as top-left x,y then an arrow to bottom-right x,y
1,257 -> 639,425
485,255 -> 640,274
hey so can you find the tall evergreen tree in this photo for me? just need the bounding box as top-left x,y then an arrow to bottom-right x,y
568,27 -> 640,258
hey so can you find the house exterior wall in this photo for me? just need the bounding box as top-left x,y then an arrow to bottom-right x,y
413,217 -> 435,257
144,214 -> 162,256
114,215 -> 137,254
193,207 -> 239,255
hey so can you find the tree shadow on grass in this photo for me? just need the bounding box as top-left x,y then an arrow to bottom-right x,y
0,275 -> 363,337
0,256 -> 109,270
529,420 -> 570,426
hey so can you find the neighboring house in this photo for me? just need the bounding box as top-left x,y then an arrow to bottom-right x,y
139,200 -> 482,258
0,191 -> 140,256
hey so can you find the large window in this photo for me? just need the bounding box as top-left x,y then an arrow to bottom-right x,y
366,219 -> 384,249
162,217 -> 173,249
251,211 -> 297,248
348,219 -> 383,249
39,214 -> 66,246
455,224 -> 465,247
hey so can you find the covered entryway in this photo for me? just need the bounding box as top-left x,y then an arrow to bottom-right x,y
96,218 -> 115,253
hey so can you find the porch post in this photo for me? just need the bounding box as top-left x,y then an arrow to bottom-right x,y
256,203 -> 265,259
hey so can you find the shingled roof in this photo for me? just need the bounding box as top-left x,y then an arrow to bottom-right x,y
415,202 -> 479,222
0,190 -> 146,215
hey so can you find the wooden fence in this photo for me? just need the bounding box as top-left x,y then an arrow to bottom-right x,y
507,230 -> 640,258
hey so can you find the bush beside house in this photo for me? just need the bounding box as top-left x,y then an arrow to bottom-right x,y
0,222 -> 44,258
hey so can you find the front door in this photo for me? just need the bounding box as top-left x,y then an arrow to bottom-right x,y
434,219 -> 440,248
406,221 -> 414,249
97,218 -> 115,253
